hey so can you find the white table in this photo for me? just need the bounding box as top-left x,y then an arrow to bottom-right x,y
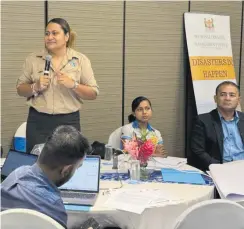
67,159 -> 214,229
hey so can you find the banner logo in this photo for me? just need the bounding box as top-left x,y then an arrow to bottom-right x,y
204,18 -> 214,31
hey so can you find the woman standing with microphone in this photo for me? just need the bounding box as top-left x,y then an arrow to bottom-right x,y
16,18 -> 99,153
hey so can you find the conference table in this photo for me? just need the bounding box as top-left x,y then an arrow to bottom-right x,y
66,157 -> 215,229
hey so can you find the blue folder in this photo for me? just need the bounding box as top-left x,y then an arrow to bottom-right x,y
161,168 -> 206,185
64,205 -> 91,211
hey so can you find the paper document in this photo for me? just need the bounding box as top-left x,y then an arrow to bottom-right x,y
104,189 -> 155,214
104,189 -> 181,214
147,157 -> 187,169
0,158 -> 6,168
209,161 -> 244,202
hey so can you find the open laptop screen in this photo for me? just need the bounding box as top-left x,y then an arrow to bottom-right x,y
1,151 -> 38,179
59,156 -> 100,192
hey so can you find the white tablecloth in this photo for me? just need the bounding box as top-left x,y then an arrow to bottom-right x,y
67,160 -> 215,229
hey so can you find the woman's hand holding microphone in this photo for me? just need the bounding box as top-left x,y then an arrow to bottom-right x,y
36,75 -> 50,91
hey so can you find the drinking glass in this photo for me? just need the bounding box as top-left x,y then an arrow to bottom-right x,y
130,160 -> 140,180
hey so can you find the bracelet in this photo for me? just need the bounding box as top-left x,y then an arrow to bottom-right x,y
72,81 -> 79,90
31,83 -> 39,97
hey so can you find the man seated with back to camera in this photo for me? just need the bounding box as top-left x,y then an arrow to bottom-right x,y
1,125 -> 91,228
190,81 -> 244,171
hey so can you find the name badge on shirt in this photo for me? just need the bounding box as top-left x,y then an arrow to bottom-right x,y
69,57 -> 78,67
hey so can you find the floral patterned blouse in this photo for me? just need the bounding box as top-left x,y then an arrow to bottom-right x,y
121,120 -> 163,147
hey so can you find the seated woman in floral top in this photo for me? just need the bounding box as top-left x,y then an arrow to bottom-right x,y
121,96 -> 168,157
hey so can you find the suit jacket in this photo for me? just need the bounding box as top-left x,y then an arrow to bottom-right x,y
189,109 -> 244,171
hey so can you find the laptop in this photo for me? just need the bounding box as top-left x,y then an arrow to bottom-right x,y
1,150 -> 38,180
59,155 -> 101,206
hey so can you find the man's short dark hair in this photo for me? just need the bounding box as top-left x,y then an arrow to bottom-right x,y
215,81 -> 240,95
38,125 -> 91,169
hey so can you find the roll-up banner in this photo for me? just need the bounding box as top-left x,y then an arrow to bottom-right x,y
184,12 -> 241,114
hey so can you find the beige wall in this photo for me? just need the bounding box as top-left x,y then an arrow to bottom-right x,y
124,1 -> 189,157
48,1 -> 124,143
1,1 -> 45,156
1,1 -> 243,157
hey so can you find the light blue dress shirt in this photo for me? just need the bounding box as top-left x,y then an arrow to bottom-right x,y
0,163 -> 67,228
219,112 -> 244,162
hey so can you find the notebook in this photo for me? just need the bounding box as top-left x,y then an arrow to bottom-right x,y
59,155 -> 101,206
209,161 -> 244,202
1,150 -> 38,179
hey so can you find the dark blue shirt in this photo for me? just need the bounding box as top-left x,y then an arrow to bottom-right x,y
1,163 -> 67,228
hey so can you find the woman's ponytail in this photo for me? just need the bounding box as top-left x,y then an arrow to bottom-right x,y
128,114 -> 136,123
67,30 -> 76,48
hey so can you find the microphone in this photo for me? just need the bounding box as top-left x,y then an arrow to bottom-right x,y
44,55 -> 52,76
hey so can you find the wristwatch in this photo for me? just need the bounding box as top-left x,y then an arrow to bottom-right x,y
72,81 -> 79,90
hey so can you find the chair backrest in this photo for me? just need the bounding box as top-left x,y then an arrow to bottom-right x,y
13,122 -> 27,152
172,199 -> 244,229
108,127 -> 122,149
1,208 -> 65,229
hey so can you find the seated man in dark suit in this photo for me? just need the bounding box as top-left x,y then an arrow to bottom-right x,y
1,125 -> 91,228
190,81 -> 244,171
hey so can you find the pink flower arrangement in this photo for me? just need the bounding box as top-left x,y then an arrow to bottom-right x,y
122,136 -> 155,164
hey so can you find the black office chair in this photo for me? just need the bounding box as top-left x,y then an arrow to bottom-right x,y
91,141 -> 105,159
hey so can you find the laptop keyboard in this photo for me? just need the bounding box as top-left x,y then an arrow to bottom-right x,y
61,192 -> 96,199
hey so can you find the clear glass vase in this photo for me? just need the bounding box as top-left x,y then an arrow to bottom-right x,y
140,162 -> 148,181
